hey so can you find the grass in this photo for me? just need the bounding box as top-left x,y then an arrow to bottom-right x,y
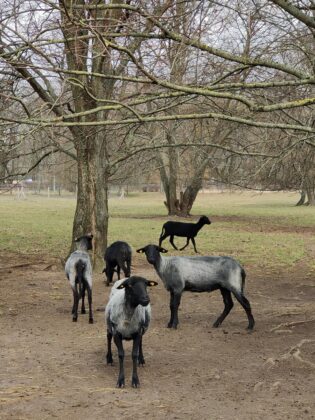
0,191 -> 313,269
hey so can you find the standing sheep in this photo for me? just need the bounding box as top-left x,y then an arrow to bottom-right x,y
105,276 -> 158,388
137,244 -> 255,331
159,215 -> 211,253
65,234 -> 94,324
103,241 -> 132,286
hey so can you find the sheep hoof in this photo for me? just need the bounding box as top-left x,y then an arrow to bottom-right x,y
138,358 -> 145,366
89,318 -> 94,324
212,321 -> 220,328
116,378 -> 125,388
81,309 -> 86,314
72,317 -> 77,322
131,376 -> 140,388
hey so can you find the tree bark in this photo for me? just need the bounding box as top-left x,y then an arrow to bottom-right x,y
296,190 -> 306,206
70,134 -> 109,264
305,187 -> 315,206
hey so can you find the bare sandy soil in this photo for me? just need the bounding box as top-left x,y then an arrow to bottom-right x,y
0,247 -> 314,419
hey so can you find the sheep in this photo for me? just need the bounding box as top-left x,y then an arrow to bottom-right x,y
136,244 -> 255,331
159,215 -> 211,253
65,234 -> 93,324
105,276 -> 158,388
103,241 -> 132,286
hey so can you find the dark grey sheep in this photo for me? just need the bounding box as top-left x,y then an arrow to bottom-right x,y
137,244 -> 255,331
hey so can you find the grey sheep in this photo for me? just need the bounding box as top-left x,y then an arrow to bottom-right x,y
137,244 -> 255,331
105,276 -> 158,388
65,234 -> 93,324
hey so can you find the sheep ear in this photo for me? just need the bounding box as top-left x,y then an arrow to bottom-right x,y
147,280 -> 158,287
136,248 -> 145,253
159,247 -> 168,253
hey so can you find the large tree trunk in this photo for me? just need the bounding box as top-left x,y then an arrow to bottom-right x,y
71,134 -> 109,265
296,190 -> 306,206
304,167 -> 315,206
306,187 -> 315,206
160,120 -> 233,217
59,1 -> 114,264
179,177 -> 204,216
162,171 -> 204,217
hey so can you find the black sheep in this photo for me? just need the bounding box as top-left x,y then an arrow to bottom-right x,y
159,215 -> 211,253
103,241 -> 132,286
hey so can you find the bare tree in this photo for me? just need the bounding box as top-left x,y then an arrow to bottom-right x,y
1,0 -> 315,259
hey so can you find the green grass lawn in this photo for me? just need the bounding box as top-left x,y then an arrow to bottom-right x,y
0,191 -> 313,269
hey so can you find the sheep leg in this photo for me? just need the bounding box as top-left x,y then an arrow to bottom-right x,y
120,261 -> 129,278
131,334 -> 141,388
117,265 -> 121,280
72,287 -> 79,322
86,284 -> 93,324
169,235 -> 178,250
81,283 -> 86,314
213,288 -> 234,328
106,268 -> 113,287
191,237 -> 199,253
232,291 -> 255,330
138,336 -> 145,365
106,331 -> 113,365
159,233 -> 168,247
114,334 -> 125,388
126,259 -> 131,277
168,291 -> 175,327
168,290 -> 181,329
180,238 -> 190,251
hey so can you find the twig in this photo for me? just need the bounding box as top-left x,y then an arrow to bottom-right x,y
270,318 -> 315,332
265,339 -> 315,370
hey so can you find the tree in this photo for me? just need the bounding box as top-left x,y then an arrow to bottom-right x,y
1,0 -> 315,260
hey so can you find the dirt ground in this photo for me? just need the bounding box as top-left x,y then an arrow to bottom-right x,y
1,246 -> 314,419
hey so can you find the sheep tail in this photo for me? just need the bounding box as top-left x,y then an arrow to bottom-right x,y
75,260 -> 86,298
241,268 -> 246,293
